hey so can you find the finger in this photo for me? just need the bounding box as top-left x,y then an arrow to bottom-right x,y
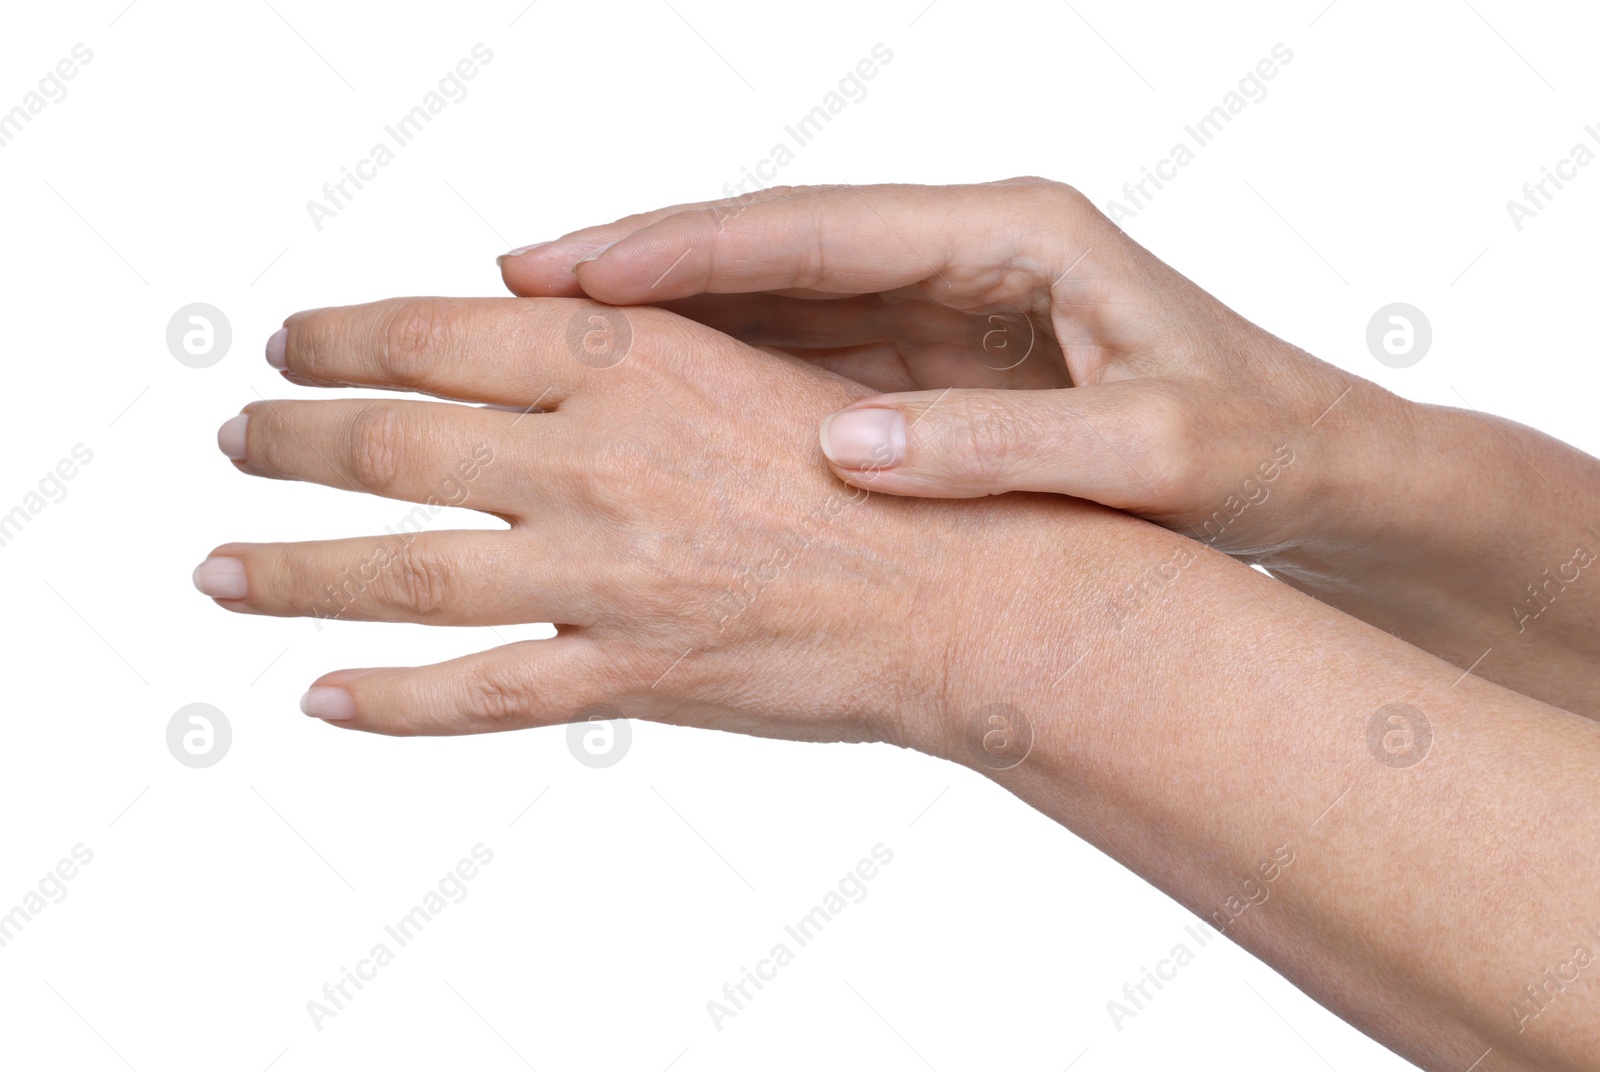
816,383 -> 1186,507
497,186 -> 802,296
541,178 -> 1110,306
298,638 -> 609,735
227,398 -> 534,517
193,532 -> 592,626
273,296 -> 592,408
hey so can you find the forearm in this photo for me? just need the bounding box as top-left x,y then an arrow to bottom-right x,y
932,502 -> 1600,1071
1270,391 -> 1600,717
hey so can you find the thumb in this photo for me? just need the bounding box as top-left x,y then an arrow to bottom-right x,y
818,385 -> 1176,506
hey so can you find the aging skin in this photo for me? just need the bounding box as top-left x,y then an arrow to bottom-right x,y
196,290 -> 1599,1071
500,179 -> 1600,720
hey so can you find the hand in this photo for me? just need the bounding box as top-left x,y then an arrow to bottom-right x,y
195,295 -> 1116,749
198,298 -> 1600,1072
499,179 -> 1600,717
498,178 -> 1386,562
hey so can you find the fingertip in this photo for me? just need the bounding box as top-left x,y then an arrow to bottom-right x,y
300,685 -> 356,720
301,668 -> 387,724
265,327 -> 288,370
192,554 -> 248,600
495,242 -> 550,276
499,249 -> 587,297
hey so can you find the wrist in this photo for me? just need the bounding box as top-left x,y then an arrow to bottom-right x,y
1248,349 -> 1430,578
918,495 -> 1189,768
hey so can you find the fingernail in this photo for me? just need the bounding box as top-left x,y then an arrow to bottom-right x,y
498,241 -> 552,266
301,685 -> 356,720
570,239 -> 617,272
820,408 -> 906,470
192,556 -> 248,599
217,414 -> 249,461
265,327 -> 288,370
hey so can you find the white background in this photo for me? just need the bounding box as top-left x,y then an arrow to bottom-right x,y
1,1 -> 1595,1069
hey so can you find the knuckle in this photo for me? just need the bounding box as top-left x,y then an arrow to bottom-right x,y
377,540 -> 452,617
378,298 -> 450,386
948,395 -> 1028,484
998,175 -> 1093,216
997,173 -> 1059,190
461,664 -> 539,726
346,404 -> 408,494
1123,391 -> 1200,500
581,435 -> 654,493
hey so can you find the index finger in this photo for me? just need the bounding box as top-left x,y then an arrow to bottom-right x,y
497,186 -> 801,297
502,178 -> 1105,307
